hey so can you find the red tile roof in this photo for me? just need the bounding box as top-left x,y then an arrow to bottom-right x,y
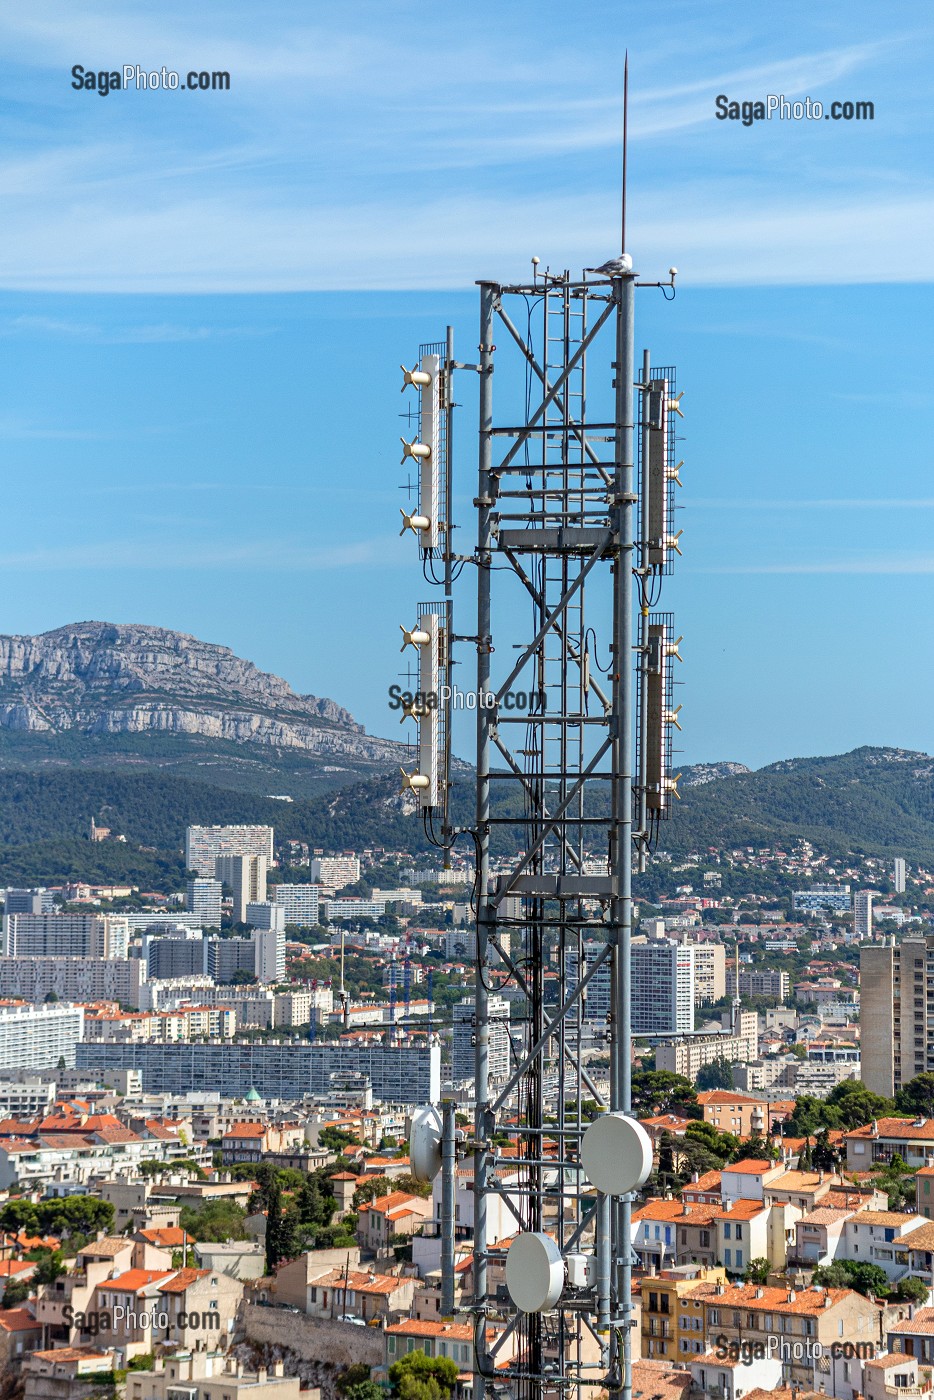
697,1091 -> 765,1107
0,1308 -> 39,1333
157,1268 -> 210,1294
358,1191 -> 426,1217
385,1320 -> 475,1339
137,1227 -> 189,1248
846,1117 -> 934,1142
310,1269 -> 408,1297
686,1281 -> 867,1315
891,1306 -> 934,1335
104,1269 -> 173,1293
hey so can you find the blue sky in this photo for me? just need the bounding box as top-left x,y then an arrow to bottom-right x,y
1,0 -> 932,769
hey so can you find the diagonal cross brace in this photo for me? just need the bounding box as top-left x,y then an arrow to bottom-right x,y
499,542 -> 612,714
494,301 -> 615,486
490,733 -> 613,909
491,943 -> 611,1114
494,530 -> 612,705
491,298 -> 616,475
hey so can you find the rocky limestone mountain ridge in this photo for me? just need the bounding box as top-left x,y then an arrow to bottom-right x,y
678,760 -> 751,788
0,622 -> 405,763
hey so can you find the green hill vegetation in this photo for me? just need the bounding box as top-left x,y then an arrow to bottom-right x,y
0,744 -> 929,887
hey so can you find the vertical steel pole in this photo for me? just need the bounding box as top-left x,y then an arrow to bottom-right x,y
611,271 -> 636,1400
443,325 -> 455,856
473,283 -> 497,1396
441,1099 -> 456,1315
637,349 -> 651,875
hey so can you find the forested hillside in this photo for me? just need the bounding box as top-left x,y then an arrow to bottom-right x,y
0,746 -> 928,887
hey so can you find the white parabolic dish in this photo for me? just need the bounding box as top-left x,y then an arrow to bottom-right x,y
409,1104 -> 443,1183
580,1112 -> 654,1195
505,1232 -> 565,1313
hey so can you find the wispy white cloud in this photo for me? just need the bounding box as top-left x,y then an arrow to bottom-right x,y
0,535 -> 403,572
0,2 -> 925,291
0,315 -> 270,343
697,553 -> 934,573
1,182 -> 932,291
688,498 -> 934,509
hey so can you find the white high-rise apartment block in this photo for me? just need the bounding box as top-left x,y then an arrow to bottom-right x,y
691,942 -> 727,1005
215,855 -> 268,924
309,856 -> 360,890
3,913 -> 128,959
854,891 -> 876,941
565,941 -> 612,1027
271,884 -> 320,927
453,995 -> 510,1083
186,878 -> 223,930
0,1003 -> 85,1071
246,902 -> 285,932
3,889 -> 51,915
185,825 -> 274,878
0,958 -> 145,1006
254,928 -> 286,984
894,858 -> 907,895
631,935 -> 695,1036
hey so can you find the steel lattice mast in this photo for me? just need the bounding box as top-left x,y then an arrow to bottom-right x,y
402,253 -> 681,1400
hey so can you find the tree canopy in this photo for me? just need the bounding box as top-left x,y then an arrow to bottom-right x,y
389,1352 -> 459,1400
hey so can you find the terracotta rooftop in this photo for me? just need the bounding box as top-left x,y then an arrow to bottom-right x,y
80,1239 -> 131,1258
849,1210 -> 923,1227
846,1117 -> 934,1142
385,1319 -> 475,1340
766,1170 -> 833,1191
892,1307 -> 934,1335
724,1159 -> 774,1175
640,1114 -> 693,1132
696,1091 -> 765,1106
862,1353 -> 930,1372
105,1269 -> 173,1293
714,1199 -> 767,1221
137,1227 -> 189,1248
685,1282 -> 861,1315
824,1188 -> 877,1208
898,1222 -> 934,1251
0,1308 -> 39,1332
683,1170 -> 722,1193
30,1348 -> 113,1364
631,1359 -> 692,1400
797,1207 -> 856,1226
311,1268 -> 407,1296
632,1200 -> 691,1222
158,1268 -> 210,1294
358,1191 -> 425,1216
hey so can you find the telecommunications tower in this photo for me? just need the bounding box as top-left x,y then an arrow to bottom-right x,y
403,112 -> 684,1400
